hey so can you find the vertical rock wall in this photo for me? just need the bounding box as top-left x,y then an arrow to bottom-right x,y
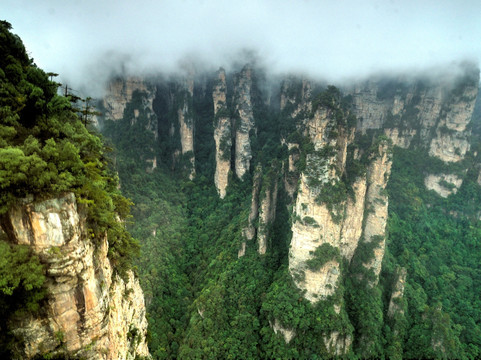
350,66 -> 479,163
257,170 -> 278,255
178,73 -> 196,180
213,68 -> 232,198
361,140 -> 392,283
233,65 -> 255,179
1,194 -> 150,360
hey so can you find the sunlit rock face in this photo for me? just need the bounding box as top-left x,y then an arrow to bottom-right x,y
424,173 -> 463,198
1,193 -> 150,360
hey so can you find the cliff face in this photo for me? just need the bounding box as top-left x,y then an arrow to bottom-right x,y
281,83 -> 393,354
238,164 -> 279,256
257,169 -> 278,255
1,193 -> 149,360
103,77 -> 152,121
178,73 -> 196,180
351,67 -> 479,163
233,65 -> 255,180
103,77 -> 157,130
103,77 -> 158,172
361,140 -> 392,283
94,62 -> 481,358
213,68 -> 232,198
350,66 -> 478,199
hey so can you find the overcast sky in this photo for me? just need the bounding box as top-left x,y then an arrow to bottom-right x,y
2,0 -> 481,94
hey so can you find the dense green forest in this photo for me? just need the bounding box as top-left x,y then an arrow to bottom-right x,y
0,21 -> 138,356
101,65 -> 481,359
2,19 -> 481,359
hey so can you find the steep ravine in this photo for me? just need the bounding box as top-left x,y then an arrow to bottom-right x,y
95,62 -> 481,358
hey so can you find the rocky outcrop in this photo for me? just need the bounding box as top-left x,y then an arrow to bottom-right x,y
289,107 -> 356,302
271,319 -> 295,344
340,176 -> 368,261
350,65 -> 479,163
102,77 -> 158,173
361,140 -> 392,282
285,95 -> 392,353
233,65 -> 255,179
424,173 -> 463,198
239,165 -> 262,258
1,193 -> 149,360
178,73 -> 196,180
258,170 -> 278,255
103,77 -> 156,127
280,77 -> 312,114
388,267 -> 407,318
284,143 -> 300,200
213,68 -> 231,198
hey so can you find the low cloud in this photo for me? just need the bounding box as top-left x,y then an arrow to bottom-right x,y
2,0 -> 480,96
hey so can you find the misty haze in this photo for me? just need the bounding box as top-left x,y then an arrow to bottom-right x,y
1,1 -> 481,359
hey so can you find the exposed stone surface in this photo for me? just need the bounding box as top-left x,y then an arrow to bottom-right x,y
284,143 -> 300,201
324,331 -> 352,356
362,141 -> 392,283
271,319 -> 295,344
424,173 -> 463,198
285,98 -> 393,354
258,171 -> 278,255
178,73 -> 196,180
239,165 -> 262,257
350,66 -> 479,163
289,107 -> 357,303
243,164 -> 262,242
233,65 -> 255,179
103,77 -> 152,121
1,193 -> 149,360
280,77 -> 312,113
383,128 -> 416,148
388,267 -> 407,318
213,68 -> 231,198
340,176 -> 368,261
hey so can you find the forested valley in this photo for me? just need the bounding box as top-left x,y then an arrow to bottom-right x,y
2,19 -> 481,359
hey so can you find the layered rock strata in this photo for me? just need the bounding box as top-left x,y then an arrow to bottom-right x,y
286,99 -> 392,353
1,193 -> 150,360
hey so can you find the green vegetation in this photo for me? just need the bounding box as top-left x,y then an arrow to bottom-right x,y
0,21 -> 138,356
306,243 -> 340,271
4,21 -> 481,359
104,71 -> 481,359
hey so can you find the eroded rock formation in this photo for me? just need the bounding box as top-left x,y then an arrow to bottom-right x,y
1,193 -> 150,360
350,66 -> 479,163
233,65 -> 255,179
178,73 -> 196,180
213,68 -> 232,198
